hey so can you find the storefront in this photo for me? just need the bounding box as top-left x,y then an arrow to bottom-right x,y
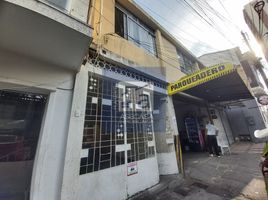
168,63 -> 264,168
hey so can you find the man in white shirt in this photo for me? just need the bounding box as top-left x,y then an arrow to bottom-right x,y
205,121 -> 220,157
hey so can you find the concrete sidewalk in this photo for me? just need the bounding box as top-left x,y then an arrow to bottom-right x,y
131,142 -> 267,200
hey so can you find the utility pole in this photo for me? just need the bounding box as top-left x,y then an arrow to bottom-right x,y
241,31 -> 268,88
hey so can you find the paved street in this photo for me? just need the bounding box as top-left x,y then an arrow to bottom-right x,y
132,142 -> 267,200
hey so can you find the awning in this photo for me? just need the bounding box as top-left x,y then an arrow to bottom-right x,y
168,63 -> 254,102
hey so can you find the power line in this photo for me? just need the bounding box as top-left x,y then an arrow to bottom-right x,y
92,5 -> 216,54
157,0 -> 206,32
195,0 -> 241,42
178,0 -> 236,46
201,0 -> 239,29
132,0 -> 219,52
91,4 -> 216,71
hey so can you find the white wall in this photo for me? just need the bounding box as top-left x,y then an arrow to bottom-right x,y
213,109 -> 232,147
199,48 -> 241,66
31,89 -> 73,200
127,157 -> 159,196
78,166 -> 127,200
157,152 -> 178,175
61,65 -> 89,200
226,99 -> 267,143
0,49 -> 75,200
220,110 -> 234,144
154,95 -> 179,175
76,157 -> 159,200
70,0 -> 90,22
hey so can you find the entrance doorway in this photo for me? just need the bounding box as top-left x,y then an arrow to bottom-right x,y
0,90 -> 47,200
78,72 -> 157,199
173,100 -> 208,154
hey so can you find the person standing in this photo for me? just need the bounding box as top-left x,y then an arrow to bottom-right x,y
205,121 -> 220,157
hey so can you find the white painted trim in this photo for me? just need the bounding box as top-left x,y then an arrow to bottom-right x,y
61,67 -> 89,200
31,91 -> 56,200
86,63 -> 167,94
157,152 -> 179,175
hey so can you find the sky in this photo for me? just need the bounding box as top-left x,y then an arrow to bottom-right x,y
134,0 -> 263,58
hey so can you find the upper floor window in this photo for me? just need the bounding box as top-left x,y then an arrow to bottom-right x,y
115,5 -> 157,56
177,50 -> 196,74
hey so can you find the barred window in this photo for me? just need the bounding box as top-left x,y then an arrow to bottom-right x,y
79,73 -> 155,175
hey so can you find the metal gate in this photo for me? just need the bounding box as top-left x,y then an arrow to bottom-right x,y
79,73 -> 155,175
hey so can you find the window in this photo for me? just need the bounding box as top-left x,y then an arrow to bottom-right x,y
0,91 -> 47,199
115,6 -> 157,56
79,73 -> 155,175
115,7 -> 126,38
177,49 -> 196,74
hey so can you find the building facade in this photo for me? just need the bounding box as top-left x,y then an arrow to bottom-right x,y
199,48 -> 267,144
244,0 -> 268,62
1,1 -> 247,200
61,0 -> 204,199
0,0 -> 93,199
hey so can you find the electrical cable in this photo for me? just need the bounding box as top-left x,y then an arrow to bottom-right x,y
179,0 -> 236,46
91,5 -> 219,56
118,1 -> 219,52
175,0 -> 240,47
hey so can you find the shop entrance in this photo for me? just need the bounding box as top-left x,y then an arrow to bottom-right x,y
173,98 -> 209,154
0,90 -> 47,200
170,67 -> 255,173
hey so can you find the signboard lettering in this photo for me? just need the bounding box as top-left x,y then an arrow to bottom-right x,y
168,63 -> 235,95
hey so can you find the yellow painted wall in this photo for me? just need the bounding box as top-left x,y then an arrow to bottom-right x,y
90,0 -> 195,83
160,36 -> 186,83
91,0 -> 160,69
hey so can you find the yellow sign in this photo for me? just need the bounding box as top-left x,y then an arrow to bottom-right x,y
168,63 -> 235,95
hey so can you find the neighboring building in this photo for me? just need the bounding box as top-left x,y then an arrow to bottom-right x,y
0,0 -> 93,199
60,0 -> 204,199
199,48 -> 267,143
244,0 -> 268,62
